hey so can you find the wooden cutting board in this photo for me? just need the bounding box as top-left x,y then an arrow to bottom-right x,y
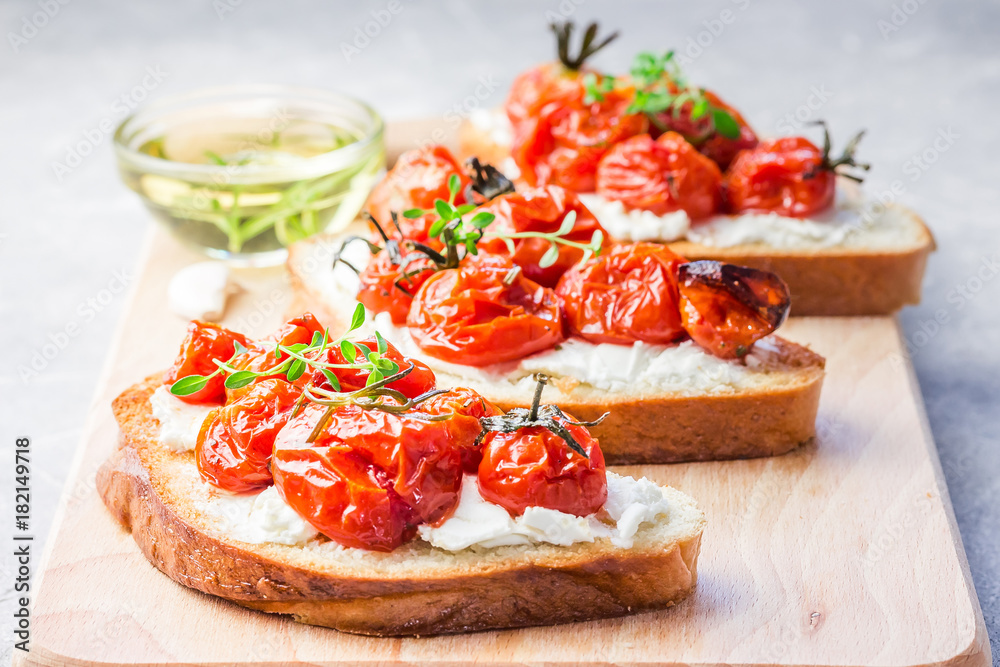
15,121 -> 990,667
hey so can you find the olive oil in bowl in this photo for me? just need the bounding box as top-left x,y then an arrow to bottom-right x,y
114,86 -> 385,266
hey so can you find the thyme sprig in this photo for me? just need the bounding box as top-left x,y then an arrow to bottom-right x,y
403,171 -> 603,270
476,374 -> 608,458
300,364 -> 451,442
583,49 -> 741,140
168,304 -> 401,398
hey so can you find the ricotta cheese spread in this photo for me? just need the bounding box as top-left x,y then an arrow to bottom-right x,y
578,193 -> 691,242
149,385 -> 215,452
579,186 -> 923,251
419,472 -> 671,551
199,472 -> 669,551
167,261 -> 235,321
198,485 -> 319,547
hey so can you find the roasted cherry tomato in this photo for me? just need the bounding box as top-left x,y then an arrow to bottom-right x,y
478,414 -> 607,517
650,89 -> 758,170
164,321 -> 249,404
725,136 -> 835,217
556,242 -> 687,345
273,418 -> 417,551
505,21 -> 618,132
407,254 -> 565,367
309,336 -> 436,399
511,86 -> 648,193
356,250 -> 438,325
366,146 -> 470,245
272,400 -> 465,550
419,387 -> 503,473
225,313 -> 326,401
596,132 -> 723,220
677,260 -> 790,359
476,185 -> 609,287
196,379 -> 301,493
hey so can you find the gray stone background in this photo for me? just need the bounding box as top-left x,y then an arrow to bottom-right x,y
1,0 -> 997,661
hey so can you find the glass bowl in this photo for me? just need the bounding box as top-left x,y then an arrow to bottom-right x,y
114,85 -> 385,266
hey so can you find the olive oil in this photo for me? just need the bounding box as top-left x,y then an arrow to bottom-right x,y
118,115 -> 384,265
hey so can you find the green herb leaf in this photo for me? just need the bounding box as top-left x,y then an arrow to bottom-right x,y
286,359 -> 306,382
233,340 -> 247,356
538,244 -> 561,269
428,217 -> 447,238
375,330 -> 388,355
309,331 -> 323,347
402,208 -> 425,219
224,370 -> 257,390
169,375 -> 210,396
470,211 -> 495,229
447,173 -> 460,199
340,339 -> 356,362
557,210 -> 578,236
434,199 -> 454,220
320,368 -> 341,391
690,97 -> 709,120
711,108 -> 741,139
366,369 -> 384,387
350,303 -> 366,331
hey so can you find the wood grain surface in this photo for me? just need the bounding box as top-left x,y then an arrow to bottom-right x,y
13,120 -> 990,666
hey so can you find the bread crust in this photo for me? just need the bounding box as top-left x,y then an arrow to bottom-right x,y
287,254 -> 826,464
458,120 -> 935,316
97,376 -> 704,636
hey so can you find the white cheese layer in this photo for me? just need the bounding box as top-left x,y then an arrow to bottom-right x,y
578,193 -> 691,242
419,472 -> 670,551
197,485 -> 319,547
198,472 -> 668,551
149,385 -> 215,452
573,184 -> 924,250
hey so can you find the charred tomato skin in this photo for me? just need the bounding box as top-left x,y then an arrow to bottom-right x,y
677,260 -> 791,359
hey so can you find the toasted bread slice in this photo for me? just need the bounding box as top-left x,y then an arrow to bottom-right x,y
97,375 -> 706,636
458,115 -> 935,316
286,236 -> 826,464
